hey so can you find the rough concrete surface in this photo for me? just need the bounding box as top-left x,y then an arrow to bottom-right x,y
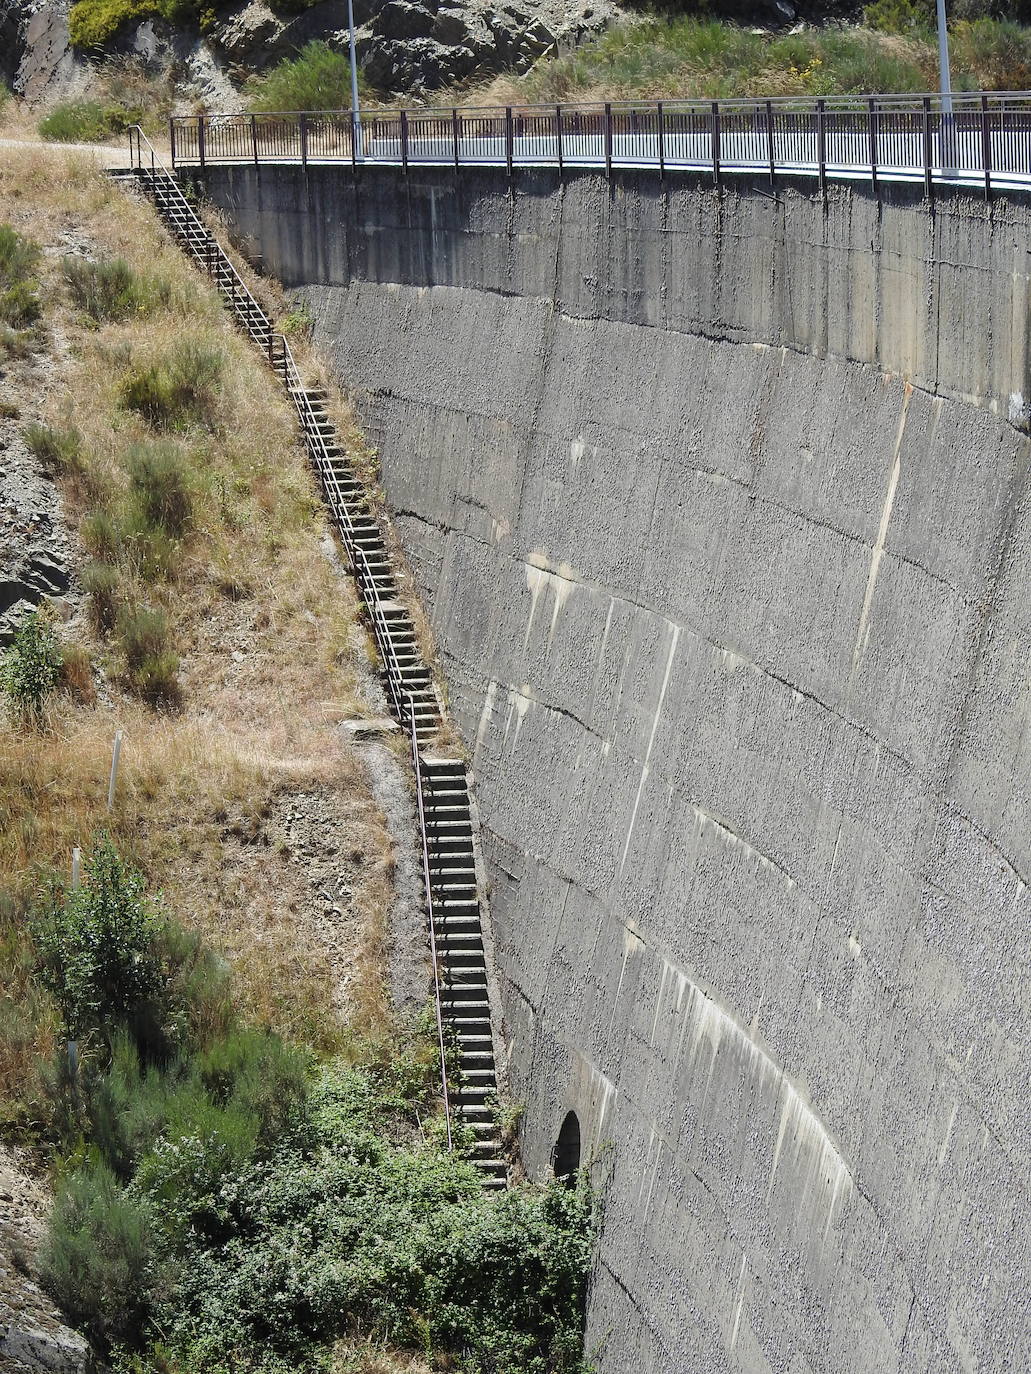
195,163 -> 1031,1374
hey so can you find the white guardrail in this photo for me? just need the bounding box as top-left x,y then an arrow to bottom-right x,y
166,93 -> 1031,196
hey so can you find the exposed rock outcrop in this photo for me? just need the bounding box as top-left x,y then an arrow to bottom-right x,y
0,399 -> 75,648
6,0 -> 620,107
0,1147 -> 97,1373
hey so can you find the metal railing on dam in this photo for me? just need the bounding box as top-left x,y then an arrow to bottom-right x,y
169,91 -> 1031,196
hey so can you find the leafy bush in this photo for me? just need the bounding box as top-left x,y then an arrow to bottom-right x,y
24,422 -> 83,473
120,340 -> 224,430
0,224 -> 42,330
249,42 -> 371,113
63,257 -> 170,324
32,834 -> 163,1045
115,603 -> 180,704
82,562 -> 122,634
46,1055 -> 593,1371
149,1065 -> 594,1373
952,16 -> 1031,87
1,607 -> 63,720
33,838 -> 594,1370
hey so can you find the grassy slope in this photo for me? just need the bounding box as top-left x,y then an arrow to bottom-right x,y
0,146 -> 398,1125
460,15 -> 1031,104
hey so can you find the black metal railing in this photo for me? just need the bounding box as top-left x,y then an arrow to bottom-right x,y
168,92 -> 1031,195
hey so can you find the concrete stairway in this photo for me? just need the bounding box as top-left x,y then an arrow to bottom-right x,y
420,756 -> 506,1186
126,162 -> 508,1189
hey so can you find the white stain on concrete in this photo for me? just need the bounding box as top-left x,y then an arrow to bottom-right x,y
691,804 -> 796,889
474,679 -> 497,764
766,1079 -> 852,1240
938,1099 -> 959,1166
570,433 -> 586,466
506,686 -> 532,755
649,953 -> 852,1234
730,1253 -> 748,1351
609,923 -> 645,1032
619,623 -> 681,873
848,932 -> 862,959
523,553 -> 578,651
851,386 -> 910,675
1008,391 -> 1026,426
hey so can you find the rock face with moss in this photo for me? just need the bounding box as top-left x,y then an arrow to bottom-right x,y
6,0 -> 619,105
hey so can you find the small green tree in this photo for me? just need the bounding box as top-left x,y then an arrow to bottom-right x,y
33,835 -> 162,1045
1,606 -> 63,720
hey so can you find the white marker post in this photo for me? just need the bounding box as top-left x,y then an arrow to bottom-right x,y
107,729 -> 123,812
71,847 -> 81,890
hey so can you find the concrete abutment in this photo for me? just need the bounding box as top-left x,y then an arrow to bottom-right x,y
188,161 -> 1031,1374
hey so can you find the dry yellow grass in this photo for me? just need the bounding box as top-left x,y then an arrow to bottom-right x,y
195,198 -> 459,752
0,145 -> 402,1115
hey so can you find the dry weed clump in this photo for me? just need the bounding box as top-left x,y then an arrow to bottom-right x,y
0,146 -> 401,1120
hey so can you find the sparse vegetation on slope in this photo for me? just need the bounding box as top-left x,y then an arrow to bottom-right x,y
248,41 -> 373,113
472,13 -> 1031,104
0,144 -> 596,1374
38,59 -> 173,143
0,146 -> 375,1121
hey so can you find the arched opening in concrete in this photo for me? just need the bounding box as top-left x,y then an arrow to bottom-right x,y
553,1110 -> 581,1186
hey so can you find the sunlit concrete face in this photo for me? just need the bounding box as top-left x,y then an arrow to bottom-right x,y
195,162 -> 1031,1374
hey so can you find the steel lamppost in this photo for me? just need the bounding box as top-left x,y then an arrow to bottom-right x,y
347,0 -> 363,161
936,0 -> 956,172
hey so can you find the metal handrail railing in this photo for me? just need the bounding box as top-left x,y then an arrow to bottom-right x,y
127,126 -> 279,353
166,91 -> 1031,196
126,121 -> 452,1132
410,699 -> 454,1153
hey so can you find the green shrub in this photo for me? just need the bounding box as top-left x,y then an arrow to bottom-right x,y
82,562 -> 123,634
248,41 -> 371,113
115,603 -> 180,704
0,225 -> 42,330
145,1064 -> 595,1373
32,834 -> 163,1045
63,257 -> 169,324
39,100 -> 117,143
82,509 -> 124,564
120,340 -> 224,430
125,440 -> 192,537
23,422 -> 83,473
40,1158 -> 156,1349
952,16 -> 1031,87
67,0 -> 160,50
1,607 -> 63,720
863,0 -> 934,33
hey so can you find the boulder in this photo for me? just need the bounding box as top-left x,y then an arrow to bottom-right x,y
206,0 -> 281,60
373,0 -> 436,41
360,32 -> 473,91
429,5 -> 466,44
14,0 -> 91,104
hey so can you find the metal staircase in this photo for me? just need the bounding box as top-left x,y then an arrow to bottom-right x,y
122,133 -> 507,1187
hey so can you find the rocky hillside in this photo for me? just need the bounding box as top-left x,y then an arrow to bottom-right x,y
4,0 -> 622,108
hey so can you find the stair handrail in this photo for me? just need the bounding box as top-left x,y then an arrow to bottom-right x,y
410,700 -> 454,1153
123,150 -> 479,1176
127,125 -> 277,358
272,341 -> 440,738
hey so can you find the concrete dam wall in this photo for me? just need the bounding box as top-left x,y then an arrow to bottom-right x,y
193,163 -> 1031,1373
